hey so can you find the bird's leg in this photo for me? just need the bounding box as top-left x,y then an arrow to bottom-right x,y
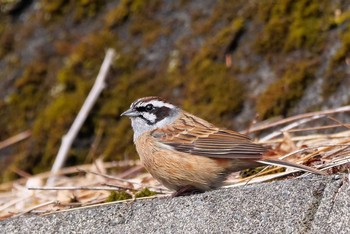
171,185 -> 202,197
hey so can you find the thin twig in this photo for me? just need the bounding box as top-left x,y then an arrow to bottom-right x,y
243,166 -> 273,186
0,130 -> 31,150
327,116 -> 350,130
117,165 -> 145,179
78,168 -> 168,193
28,186 -> 119,191
39,193 -> 169,217
246,105 -> 350,133
0,160 -> 140,191
47,49 -> 116,186
0,194 -> 32,212
261,132 -> 350,144
260,114 -> 326,141
77,168 -> 133,183
13,200 -> 58,217
101,183 -> 127,190
287,124 -> 350,133
85,123 -> 105,164
225,171 -> 297,188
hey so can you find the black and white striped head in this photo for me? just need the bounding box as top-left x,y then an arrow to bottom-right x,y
121,97 -> 180,140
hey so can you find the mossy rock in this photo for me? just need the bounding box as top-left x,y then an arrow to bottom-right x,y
40,0 -> 68,14
322,23 -> 350,98
40,0 -> 106,21
184,60 -> 245,124
135,188 -> 157,198
105,190 -> 132,202
254,0 -> 332,54
256,59 -> 318,119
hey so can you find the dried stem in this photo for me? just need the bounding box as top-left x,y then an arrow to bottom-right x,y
28,186 -> 119,191
247,105 -> 350,133
47,49 -> 116,186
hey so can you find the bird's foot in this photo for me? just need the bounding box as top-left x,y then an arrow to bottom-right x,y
171,185 -> 203,197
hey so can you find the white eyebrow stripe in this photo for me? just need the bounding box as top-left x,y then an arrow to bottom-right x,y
146,100 -> 175,109
134,100 -> 175,109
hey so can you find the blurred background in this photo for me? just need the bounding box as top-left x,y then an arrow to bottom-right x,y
1,0 -> 350,183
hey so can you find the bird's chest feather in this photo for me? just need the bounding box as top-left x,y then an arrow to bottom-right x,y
135,133 -> 181,177
134,132 -> 231,191
135,134 -> 159,169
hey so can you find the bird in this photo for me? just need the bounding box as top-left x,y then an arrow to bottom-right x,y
121,96 -> 325,196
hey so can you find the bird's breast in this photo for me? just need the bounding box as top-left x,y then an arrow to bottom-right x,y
134,132 -> 233,191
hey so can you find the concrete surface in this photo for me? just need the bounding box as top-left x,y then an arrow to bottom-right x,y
0,175 -> 349,234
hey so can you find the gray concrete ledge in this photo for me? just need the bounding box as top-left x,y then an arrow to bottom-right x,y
1,175 -> 349,234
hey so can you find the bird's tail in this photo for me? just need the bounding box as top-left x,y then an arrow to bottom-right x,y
256,158 -> 326,175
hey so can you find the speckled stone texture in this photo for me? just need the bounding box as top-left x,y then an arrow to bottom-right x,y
0,175 -> 348,234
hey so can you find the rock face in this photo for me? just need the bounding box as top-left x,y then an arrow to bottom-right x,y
1,1 -> 350,180
0,175 -> 349,233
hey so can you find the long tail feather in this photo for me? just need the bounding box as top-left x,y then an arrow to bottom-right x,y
256,159 -> 326,175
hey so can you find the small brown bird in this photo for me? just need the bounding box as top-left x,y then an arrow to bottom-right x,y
121,97 -> 324,196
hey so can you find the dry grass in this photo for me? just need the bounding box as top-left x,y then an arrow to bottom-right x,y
1,107 -> 350,220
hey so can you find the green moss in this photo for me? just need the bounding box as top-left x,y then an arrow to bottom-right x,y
105,188 -> 157,202
256,60 -> 317,119
135,188 -> 157,198
40,0 -> 105,22
192,18 -> 244,66
255,17 -> 289,54
31,92 -> 83,172
284,0 -> 328,52
73,0 -> 106,22
105,190 -> 132,202
63,30 -> 118,70
129,16 -> 163,46
2,60 -> 49,135
0,29 -> 14,58
40,0 -> 69,14
322,22 -> 350,98
180,18 -> 246,124
254,0 -> 332,54
128,0 -> 164,46
322,69 -> 346,99
333,9 -> 350,26
192,1 -> 244,36
255,0 -> 287,22
105,0 -> 164,45
183,60 -> 244,125
104,0 -> 132,28
331,31 -> 350,65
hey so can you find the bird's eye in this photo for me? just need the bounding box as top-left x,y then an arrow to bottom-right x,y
145,104 -> 153,111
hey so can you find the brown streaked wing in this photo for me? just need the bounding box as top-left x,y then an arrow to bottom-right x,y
152,112 -> 267,159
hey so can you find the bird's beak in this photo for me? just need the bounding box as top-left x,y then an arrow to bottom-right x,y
121,108 -> 139,117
